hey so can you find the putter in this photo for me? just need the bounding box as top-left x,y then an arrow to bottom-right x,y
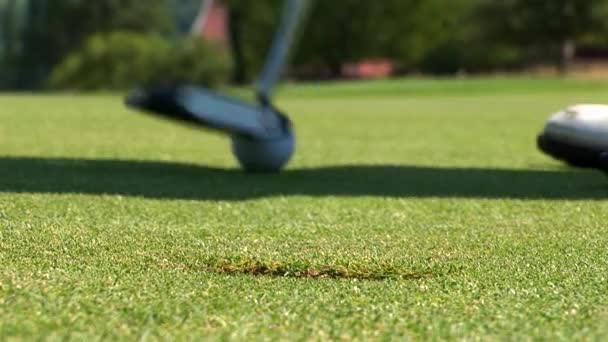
537,104 -> 608,170
125,0 -> 309,172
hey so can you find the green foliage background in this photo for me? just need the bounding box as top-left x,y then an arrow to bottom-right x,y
49,32 -> 231,90
1,0 -> 608,89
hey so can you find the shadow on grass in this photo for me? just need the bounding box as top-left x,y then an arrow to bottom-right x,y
0,156 -> 606,200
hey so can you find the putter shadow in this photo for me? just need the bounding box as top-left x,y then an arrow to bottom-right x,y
0,156 -> 606,200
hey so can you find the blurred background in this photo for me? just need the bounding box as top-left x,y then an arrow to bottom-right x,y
1,0 -> 608,91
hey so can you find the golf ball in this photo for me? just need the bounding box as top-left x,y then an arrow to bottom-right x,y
231,122 -> 295,173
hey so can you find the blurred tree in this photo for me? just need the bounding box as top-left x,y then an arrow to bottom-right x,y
379,0 -> 477,70
419,0 -> 525,74
294,0 -> 479,76
0,0 -> 16,87
477,0 -> 608,73
49,31 -> 231,90
5,0 -> 608,89
223,0 -> 466,80
14,0 -> 175,88
0,0 -> 29,88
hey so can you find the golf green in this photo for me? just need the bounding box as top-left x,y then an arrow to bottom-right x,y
1,78 -> 607,340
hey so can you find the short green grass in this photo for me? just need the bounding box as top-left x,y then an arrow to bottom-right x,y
1,77 -> 608,340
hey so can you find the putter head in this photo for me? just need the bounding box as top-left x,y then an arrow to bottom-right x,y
125,84 -> 288,140
537,104 -> 608,170
126,85 -> 199,125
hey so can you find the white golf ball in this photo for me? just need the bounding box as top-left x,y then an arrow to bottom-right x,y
231,125 -> 295,173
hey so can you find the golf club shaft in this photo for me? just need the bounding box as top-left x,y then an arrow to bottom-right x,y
256,0 -> 309,103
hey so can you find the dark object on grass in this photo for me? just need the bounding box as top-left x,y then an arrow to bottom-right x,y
538,104 -> 608,172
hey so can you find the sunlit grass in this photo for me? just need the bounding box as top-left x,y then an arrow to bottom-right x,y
1,77 -> 607,340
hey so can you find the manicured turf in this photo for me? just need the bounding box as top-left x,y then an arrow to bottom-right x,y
1,78 -> 608,340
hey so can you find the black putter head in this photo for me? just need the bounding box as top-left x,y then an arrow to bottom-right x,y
126,84 -> 200,125
537,133 -> 606,169
125,84 -> 286,140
